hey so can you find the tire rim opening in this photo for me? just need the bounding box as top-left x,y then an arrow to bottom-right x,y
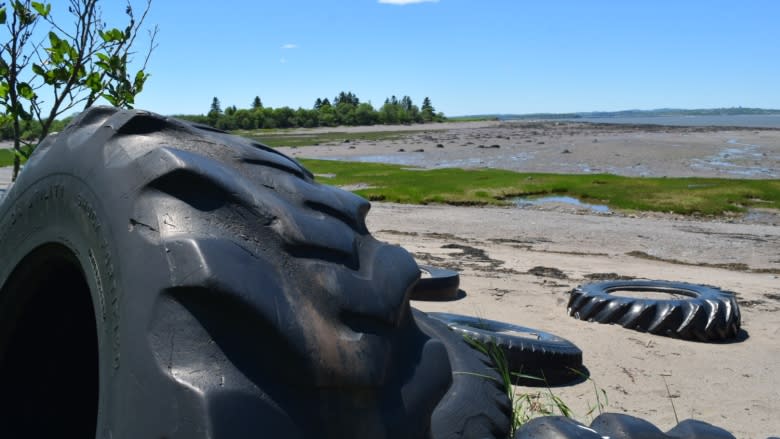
0,245 -> 99,437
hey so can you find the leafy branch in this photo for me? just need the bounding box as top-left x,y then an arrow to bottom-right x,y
0,0 -> 157,181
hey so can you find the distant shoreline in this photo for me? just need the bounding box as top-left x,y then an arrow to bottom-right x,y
549,114 -> 780,129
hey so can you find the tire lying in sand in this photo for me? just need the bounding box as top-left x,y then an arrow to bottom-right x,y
427,312 -> 583,385
410,265 -> 461,301
414,309 -> 512,439
0,107 -> 459,438
567,280 -> 741,342
514,412 -> 737,439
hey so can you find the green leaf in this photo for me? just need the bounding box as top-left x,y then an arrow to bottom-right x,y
95,61 -> 111,71
17,82 -> 34,100
31,2 -> 49,17
31,63 -> 46,76
13,146 -> 32,160
0,82 -> 9,100
99,28 -> 125,43
12,1 -> 34,25
85,72 -> 102,93
0,7 -> 7,25
48,31 -> 62,49
133,70 -> 148,90
101,93 -> 118,106
12,101 -> 31,120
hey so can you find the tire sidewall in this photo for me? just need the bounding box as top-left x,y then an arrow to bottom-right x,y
429,312 -> 575,350
0,174 -> 119,434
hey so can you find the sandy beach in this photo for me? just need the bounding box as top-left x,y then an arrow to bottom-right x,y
279,121 -> 780,437
368,203 -> 778,438
1,120 -> 779,437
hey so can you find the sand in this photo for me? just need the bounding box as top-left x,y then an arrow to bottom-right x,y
366,203 -> 779,438
2,120 -> 779,437
279,120 -> 780,437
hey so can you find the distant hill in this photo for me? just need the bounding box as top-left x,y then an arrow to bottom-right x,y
454,107 -> 780,121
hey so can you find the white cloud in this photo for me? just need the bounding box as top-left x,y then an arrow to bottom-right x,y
378,0 -> 439,4
281,43 -> 298,49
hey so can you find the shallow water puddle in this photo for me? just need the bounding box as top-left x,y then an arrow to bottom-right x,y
513,195 -> 611,213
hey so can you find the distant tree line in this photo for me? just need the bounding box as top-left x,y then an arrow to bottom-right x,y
0,117 -> 72,141
176,92 -> 446,130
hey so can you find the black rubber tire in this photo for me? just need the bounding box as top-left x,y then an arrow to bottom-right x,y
413,309 -> 512,439
514,413 -> 737,439
427,312 -> 583,385
567,280 -> 741,342
0,107 -> 457,438
411,265 -> 461,301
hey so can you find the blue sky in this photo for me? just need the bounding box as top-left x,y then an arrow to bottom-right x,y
108,0 -> 779,116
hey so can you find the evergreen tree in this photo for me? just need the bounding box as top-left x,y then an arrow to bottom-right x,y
207,97 -> 222,126
252,96 -> 263,109
422,97 -> 433,112
210,97 -> 222,114
421,97 -> 435,122
314,98 -> 323,110
401,96 -> 413,112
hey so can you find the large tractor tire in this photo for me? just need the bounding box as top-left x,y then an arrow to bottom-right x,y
0,107 -> 470,438
568,280 -> 741,342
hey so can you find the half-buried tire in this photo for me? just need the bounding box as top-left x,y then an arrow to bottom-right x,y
0,107 -> 468,438
411,265 -> 461,301
568,280 -> 741,342
427,312 -> 583,385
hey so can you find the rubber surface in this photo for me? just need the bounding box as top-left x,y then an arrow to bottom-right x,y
568,280 -> 741,341
0,107 -> 471,438
414,309 -> 512,439
514,413 -> 737,439
410,265 -> 461,301
427,312 -> 583,385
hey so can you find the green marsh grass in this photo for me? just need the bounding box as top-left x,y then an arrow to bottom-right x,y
0,145 -> 34,168
301,159 -> 780,215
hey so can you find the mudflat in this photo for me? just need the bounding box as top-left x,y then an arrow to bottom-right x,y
278,120 -> 780,179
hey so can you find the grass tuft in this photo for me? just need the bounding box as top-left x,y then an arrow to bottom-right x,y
464,336 -> 608,437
